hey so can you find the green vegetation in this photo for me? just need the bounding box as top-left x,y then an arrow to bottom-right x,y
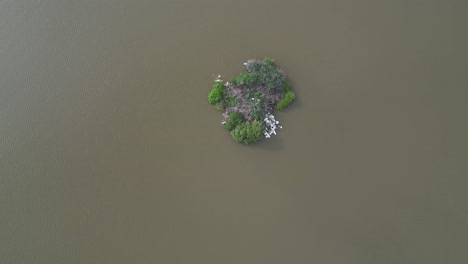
226,95 -> 238,107
276,82 -> 295,111
225,112 -> 243,131
208,82 -> 225,105
245,58 -> 287,93
231,72 -> 259,85
247,91 -> 266,121
230,120 -> 264,144
276,91 -> 295,110
207,58 -> 296,144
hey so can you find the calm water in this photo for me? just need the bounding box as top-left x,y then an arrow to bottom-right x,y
1,0 -> 467,263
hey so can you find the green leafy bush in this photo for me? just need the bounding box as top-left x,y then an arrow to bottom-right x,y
208,82 -> 225,105
263,70 -> 286,93
212,81 -> 224,90
243,58 -> 287,93
225,112 -> 243,131
230,120 -> 264,144
230,123 -> 245,143
276,90 -> 295,111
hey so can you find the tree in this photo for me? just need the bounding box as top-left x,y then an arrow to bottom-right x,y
208,82 -> 225,105
244,120 -> 264,144
243,58 -> 286,93
231,122 -> 247,143
230,120 -> 264,144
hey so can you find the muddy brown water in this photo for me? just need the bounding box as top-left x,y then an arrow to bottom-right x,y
1,0 -> 467,263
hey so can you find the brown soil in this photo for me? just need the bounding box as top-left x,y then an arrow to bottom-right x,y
223,84 -> 284,122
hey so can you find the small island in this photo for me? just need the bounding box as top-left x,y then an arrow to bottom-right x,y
208,58 -> 296,144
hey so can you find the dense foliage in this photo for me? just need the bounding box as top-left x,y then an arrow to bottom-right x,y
208,82 -> 225,105
276,82 -> 296,110
245,58 -> 287,93
230,120 -> 264,144
277,91 -> 295,110
225,112 -> 243,131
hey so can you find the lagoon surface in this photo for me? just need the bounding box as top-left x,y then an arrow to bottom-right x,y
1,0 -> 467,263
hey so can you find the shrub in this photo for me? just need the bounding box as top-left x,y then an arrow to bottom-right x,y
230,120 -> 264,144
276,90 -> 295,111
208,82 -> 225,105
244,120 -> 264,144
230,123 -> 244,143
225,112 -> 243,131
262,68 -> 286,93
